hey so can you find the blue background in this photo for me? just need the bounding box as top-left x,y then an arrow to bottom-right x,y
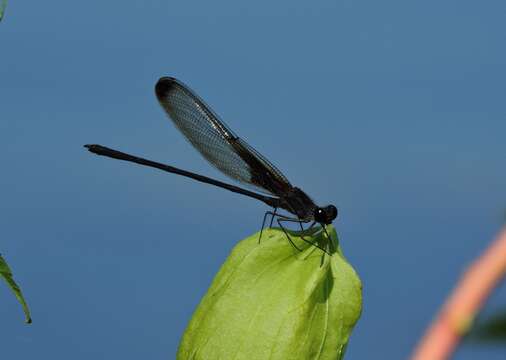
1,1 -> 505,359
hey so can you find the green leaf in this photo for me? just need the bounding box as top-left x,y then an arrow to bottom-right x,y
0,254 -> 32,323
177,225 -> 362,360
467,308 -> 506,343
0,0 -> 6,22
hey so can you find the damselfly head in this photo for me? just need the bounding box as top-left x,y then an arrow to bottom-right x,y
314,205 -> 338,224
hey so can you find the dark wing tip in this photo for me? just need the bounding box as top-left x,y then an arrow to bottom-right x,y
155,77 -> 178,100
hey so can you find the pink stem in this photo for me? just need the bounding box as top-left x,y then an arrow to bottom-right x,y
410,226 -> 506,360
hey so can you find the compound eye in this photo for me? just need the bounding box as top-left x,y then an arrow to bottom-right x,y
314,208 -> 325,222
328,205 -> 338,220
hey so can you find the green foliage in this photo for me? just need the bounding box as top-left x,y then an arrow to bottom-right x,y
468,308 -> 506,343
0,254 -> 32,323
177,226 -> 362,360
0,0 -> 6,22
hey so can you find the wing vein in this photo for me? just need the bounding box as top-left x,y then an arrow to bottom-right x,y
155,77 -> 292,196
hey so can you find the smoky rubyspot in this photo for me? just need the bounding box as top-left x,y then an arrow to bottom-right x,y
85,77 -> 337,252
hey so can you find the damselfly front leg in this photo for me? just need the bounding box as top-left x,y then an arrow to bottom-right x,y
276,217 -> 330,254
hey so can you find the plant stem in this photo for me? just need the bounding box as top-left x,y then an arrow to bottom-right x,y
410,226 -> 506,360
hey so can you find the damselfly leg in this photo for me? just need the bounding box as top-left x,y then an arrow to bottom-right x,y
258,208 -> 279,244
276,217 -> 330,254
